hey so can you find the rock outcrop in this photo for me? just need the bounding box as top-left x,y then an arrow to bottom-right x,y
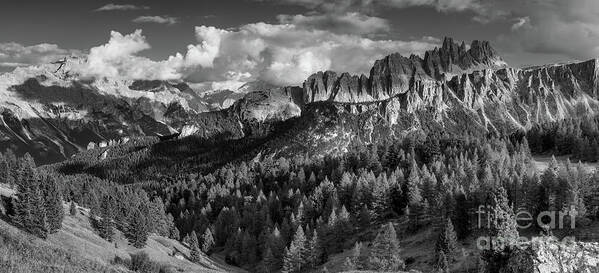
500,238 -> 599,273
303,37 -> 508,104
301,38 -> 599,134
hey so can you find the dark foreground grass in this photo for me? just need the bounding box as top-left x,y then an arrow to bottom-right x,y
0,220 -> 126,273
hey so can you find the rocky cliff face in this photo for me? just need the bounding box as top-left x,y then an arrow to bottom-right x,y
301,38 -> 599,135
303,37 -> 508,104
500,238 -> 599,273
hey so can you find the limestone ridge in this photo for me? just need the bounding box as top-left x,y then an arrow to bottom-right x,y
300,38 -> 599,132
303,37 -> 508,104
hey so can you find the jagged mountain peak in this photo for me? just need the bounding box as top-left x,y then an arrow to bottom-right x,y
303,38 -> 509,104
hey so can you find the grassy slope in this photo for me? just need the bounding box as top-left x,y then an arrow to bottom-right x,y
0,204 -> 244,273
532,154 -> 599,173
0,216 -> 126,273
322,223 -> 481,273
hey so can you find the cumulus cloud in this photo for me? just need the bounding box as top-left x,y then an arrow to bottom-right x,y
73,24 -> 436,87
95,3 -> 149,11
132,15 -> 178,25
184,22 -> 438,86
76,30 -> 187,80
0,42 -> 80,71
276,12 -> 389,35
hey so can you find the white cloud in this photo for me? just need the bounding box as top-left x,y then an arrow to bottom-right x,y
0,42 -> 80,71
276,12 -> 390,35
75,30 -> 186,80
185,26 -> 228,68
71,23 -> 436,87
132,15 -> 178,25
184,22 -> 438,86
511,17 -> 530,31
95,3 -> 149,11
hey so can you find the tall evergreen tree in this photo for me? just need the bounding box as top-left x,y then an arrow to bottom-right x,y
42,176 -> 64,233
98,196 -> 115,241
306,229 -> 323,267
483,186 -> 519,273
435,218 -> 459,261
189,230 -> 201,263
282,226 -> 307,273
12,164 -> 48,238
201,227 -> 215,253
368,223 -> 404,271
128,208 -> 148,248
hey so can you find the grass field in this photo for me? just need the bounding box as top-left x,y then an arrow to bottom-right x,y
0,203 -> 244,273
532,154 -> 599,173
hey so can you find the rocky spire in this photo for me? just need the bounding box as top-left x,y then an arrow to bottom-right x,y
303,37 -> 508,103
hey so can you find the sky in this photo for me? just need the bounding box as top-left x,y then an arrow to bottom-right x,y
1,0 -> 598,89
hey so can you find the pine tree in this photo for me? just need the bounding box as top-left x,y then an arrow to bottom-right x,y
406,160 -> 422,206
98,196 -> 115,241
30,185 -> 49,239
368,223 -> 404,271
483,186 -> 519,273
69,201 -> 77,216
128,208 -> 148,248
42,175 -> 64,233
435,218 -> 459,261
349,241 -> 364,270
148,198 -> 169,236
12,165 -> 48,238
306,229 -> 323,267
189,230 -> 201,263
201,227 -> 215,253
282,226 -> 307,273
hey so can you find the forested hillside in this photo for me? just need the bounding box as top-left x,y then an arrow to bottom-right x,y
2,112 -> 598,272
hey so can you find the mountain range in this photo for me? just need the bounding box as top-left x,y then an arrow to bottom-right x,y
1,37 -> 599,163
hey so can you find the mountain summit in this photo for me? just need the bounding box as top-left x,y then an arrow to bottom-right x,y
1,37 -> 598,162
303,37 -> 507,104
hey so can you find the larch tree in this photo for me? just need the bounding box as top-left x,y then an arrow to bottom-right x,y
189,230 -> 201,263
128,208 -> 148,248
483,186 -> 519,273
42,175 -> 64,233
282,226 -> 307,273
435,218 -> 459,261
98,196 -> 115,241
368,223 -> 404,271
201,227 -> 215,253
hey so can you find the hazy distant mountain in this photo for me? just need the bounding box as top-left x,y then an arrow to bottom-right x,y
0,57 -> 276,163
